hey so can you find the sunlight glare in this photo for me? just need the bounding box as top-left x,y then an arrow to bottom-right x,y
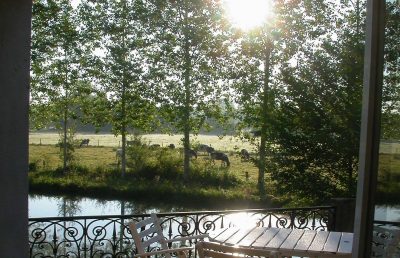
224,0 -> 274,30
227,212 -> 259,228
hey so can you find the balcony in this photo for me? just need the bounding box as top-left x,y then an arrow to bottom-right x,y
29,206 -> 336,257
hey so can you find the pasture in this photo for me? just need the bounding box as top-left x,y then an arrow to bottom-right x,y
28,134 -> 264,203
29,133 -> 261,183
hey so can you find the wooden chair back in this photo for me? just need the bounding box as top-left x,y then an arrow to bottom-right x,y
129,214 -> 203,258
129,213 -> 172,258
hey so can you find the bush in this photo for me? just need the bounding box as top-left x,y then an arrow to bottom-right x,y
29,161 -> 38,172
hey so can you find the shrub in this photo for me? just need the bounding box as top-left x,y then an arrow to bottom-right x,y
29,161 -> 38,172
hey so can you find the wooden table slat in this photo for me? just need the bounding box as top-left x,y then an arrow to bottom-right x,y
238,227 -> 267,247
252,227 -> 280,248
294,230 -> 317,251
279,229 -> 304,250
210,227 -> 240,244
307,231 -> 330,252
323,232 -> 341,253
338,232 -> 353,254
224,227 -> 255,246
265,228 -> 292,249
206,227 -> 353,257
208,227 -> 228,240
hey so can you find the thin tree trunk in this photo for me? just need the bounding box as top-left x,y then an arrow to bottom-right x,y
63,47 -> 69,174
63,108 -> 68,174
121,2 -> 127,178
183,7 -> 191,181
121,81 -> 127,178
258,39 -> 272,194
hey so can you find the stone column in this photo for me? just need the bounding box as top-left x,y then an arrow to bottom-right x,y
0,0 -> 32,256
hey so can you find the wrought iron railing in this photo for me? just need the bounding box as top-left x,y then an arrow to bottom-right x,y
28,206 -> 336,258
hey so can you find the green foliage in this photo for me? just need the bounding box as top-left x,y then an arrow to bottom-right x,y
147,0 -> 232,178
265,0 -> 366,204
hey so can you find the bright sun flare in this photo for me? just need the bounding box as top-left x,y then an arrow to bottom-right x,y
224,0 -> 274,30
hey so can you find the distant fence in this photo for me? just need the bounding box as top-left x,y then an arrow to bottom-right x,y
28,207 -> 336,258
28,133 -> 255,152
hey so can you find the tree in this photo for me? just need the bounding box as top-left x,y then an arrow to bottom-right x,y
266,0 -> 366,204
227,12 -> 278,195
148,0 -> 231,179
79,0 -> 159,177
31,0 -> 93,173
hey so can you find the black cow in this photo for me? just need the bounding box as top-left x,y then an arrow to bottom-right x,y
188,149 -> 197,159
240,149 -> 250,161
197,144 -> 214,155
211,151 -> 230,166
79,139 -> 90,147
205,146 -> 215,155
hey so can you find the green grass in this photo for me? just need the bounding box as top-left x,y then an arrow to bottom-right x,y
29,134 -> 400,206
28,143 -> 274,205
376,154 -> 400,203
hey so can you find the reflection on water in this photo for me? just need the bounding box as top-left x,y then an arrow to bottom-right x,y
375,205 -> 400,222
30,194 -> 400,224
29,194 -> 187,218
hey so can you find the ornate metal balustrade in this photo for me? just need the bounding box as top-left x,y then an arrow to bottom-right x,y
29,206 -> 336,258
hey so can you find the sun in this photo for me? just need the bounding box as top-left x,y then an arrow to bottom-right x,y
223,0 -> 274,31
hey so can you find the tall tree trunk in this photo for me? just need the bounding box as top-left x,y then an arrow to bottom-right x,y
63,108 -> 68,174
121,80 -> 127,178
121,3 -> 127,178
63,48 -> 69,174
258,39 -> 272,194
183,8 -> 191,181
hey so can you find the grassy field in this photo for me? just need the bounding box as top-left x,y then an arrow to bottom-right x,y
29,133 -> 400,205
29,144 -> 260,182
28,133 -> 268,204
376,154 -> 400,203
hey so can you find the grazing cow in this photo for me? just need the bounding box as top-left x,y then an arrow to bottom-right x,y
211,151 -> 230,167
168,143 -> 175,149
197,144 -> 214,155
205,146 -> 214,155
240,149 -> 250,161
188,149 -> 197,159
197,144 -> 209,152
79,139 -> 90,147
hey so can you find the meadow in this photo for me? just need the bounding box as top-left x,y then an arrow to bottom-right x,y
28,133 -> 270,205
29,133 -> 400,205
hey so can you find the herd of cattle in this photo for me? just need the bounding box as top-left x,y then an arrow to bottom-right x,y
78,138 -> 251,167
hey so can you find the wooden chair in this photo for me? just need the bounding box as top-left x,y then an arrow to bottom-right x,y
129,213 -> 208,258
196,241 -> 279,258
372,225 -> 400,257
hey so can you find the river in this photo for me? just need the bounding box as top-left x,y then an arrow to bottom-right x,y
29,194 -> 400,223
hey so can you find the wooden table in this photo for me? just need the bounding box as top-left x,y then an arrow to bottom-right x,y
206,227 -> 353,257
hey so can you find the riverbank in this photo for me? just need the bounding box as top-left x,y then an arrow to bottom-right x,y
28,170 -> 277,209
29,142 -> 280,207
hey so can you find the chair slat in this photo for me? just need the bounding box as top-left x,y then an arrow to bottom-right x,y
138,226 -> 157,239
135,217 -> 155,229
142,234 -> 164,249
